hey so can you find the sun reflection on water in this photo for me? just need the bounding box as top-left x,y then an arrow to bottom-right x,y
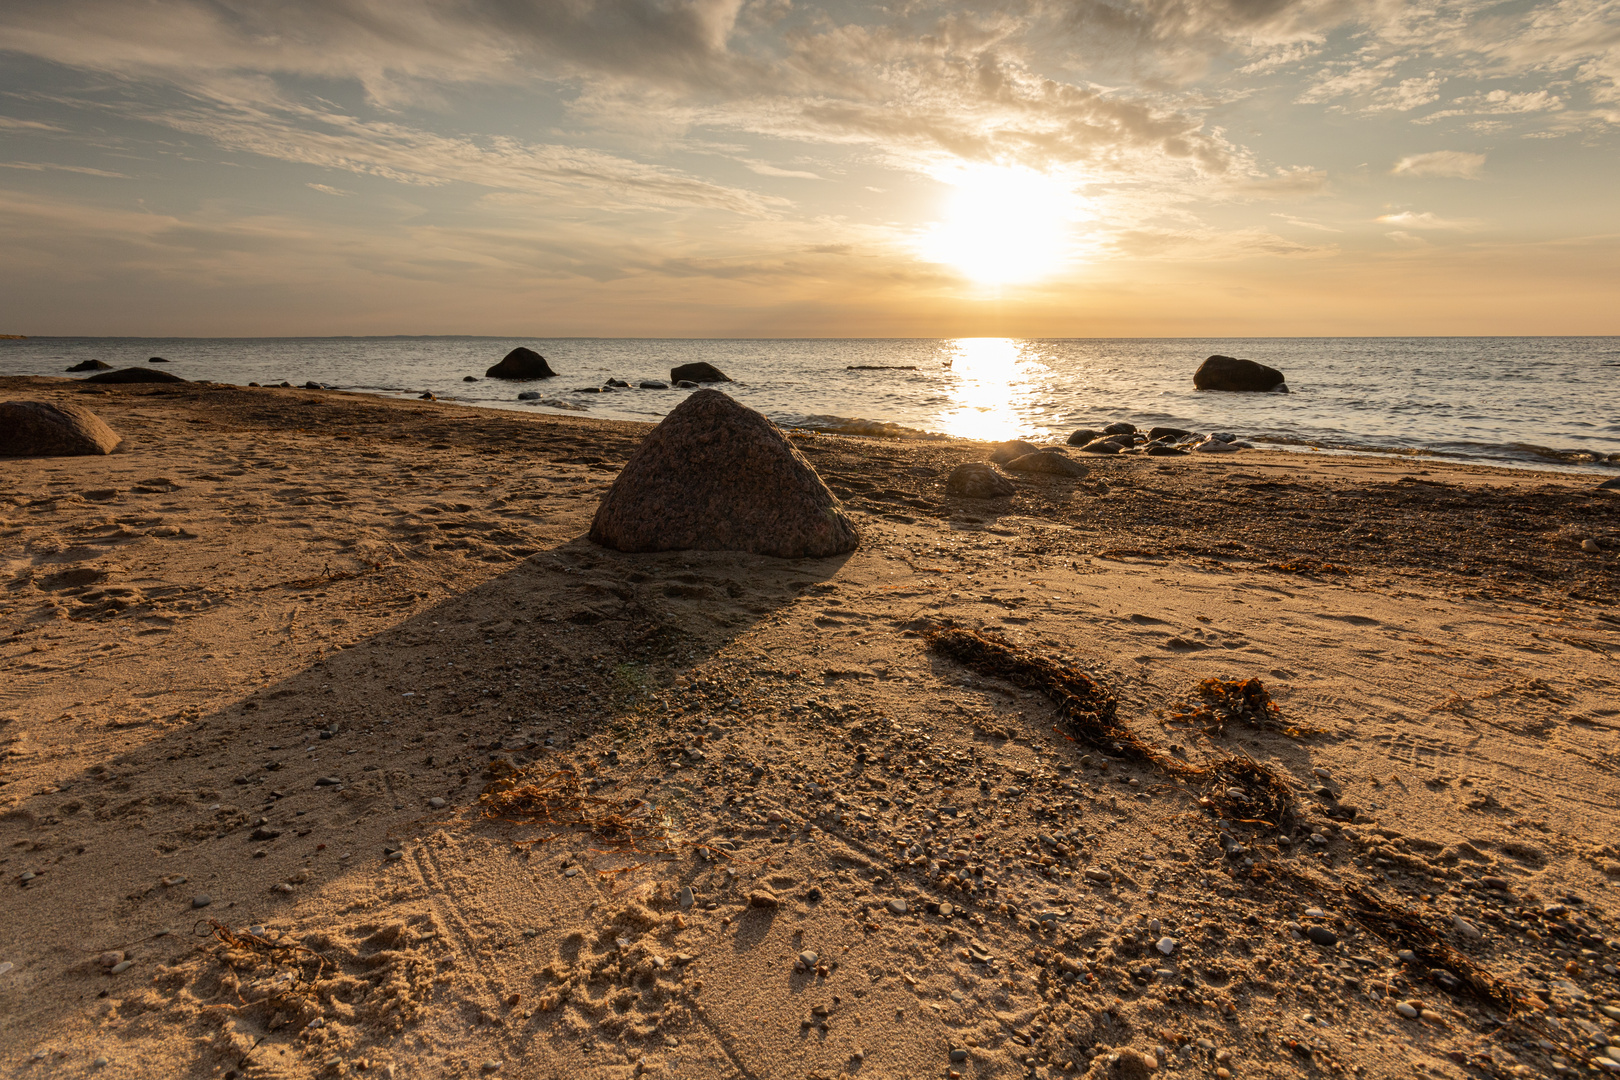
936,338 -> 1052,442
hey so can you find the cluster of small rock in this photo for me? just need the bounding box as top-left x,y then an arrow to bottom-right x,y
483,348 -> 733,398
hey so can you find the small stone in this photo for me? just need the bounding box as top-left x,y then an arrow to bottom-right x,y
748,890 -> 779,909
1156,937 -> 1176,955
271,882 -> 295,893
109,960 -> 133,974
97,951 -> 125,968
250,826 -> 281,841
1582,539 -> 1601,552
1084,868 -> 1112,883
1305,926 -> 1338,946
481,1062 -> 501,1073
315,776 -> 341,787
427,797 -> 447,809
798,950 -> 819,971
1452,915 -> 1483,940
1395,1001 -> 1419,1019
949,1049 -> 969,1062
564,867 -> 580,877
191,894 -> 212,908
887,898 -> 909,916
386,850 -> 404,861
93,1057 -> 109,1068
1601,1005 -> 1620,1021
678,886 -> 695,910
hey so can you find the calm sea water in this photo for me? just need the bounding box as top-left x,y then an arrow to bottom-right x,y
3,336 -> 1617,473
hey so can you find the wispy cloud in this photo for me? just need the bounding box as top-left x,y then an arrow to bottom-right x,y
0,160 -> 132,178
1392,150 -> 1486,178
1376,210 -> 1481,230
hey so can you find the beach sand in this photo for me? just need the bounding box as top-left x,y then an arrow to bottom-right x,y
2,375 -> 1618,1079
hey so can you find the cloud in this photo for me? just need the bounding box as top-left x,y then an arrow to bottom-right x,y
0,160 -> 132,178
306,183 -> 353,196
1391,150 -> 1486,177
1375,210 -> 1480,229
0,116 -> 67,132
1421,89 -> 1566,120
1272,212 -> 1342,232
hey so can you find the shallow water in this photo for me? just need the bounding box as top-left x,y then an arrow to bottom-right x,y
4,336 -> 1617,473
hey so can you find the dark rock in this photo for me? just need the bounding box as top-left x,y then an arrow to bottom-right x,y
846,365 -> 917,371
676,380 -> 698,389
1193,355 -> 1286,392
517,391 -> 540,400
0,401 -> 122,456
278,381 -> 292,388
147,356 -> 169,363
1146,445 -> 1189,457
83,367 -> 185,384
589,389 -> 859,559
946,462 -> 1015,498
249,826 -> 281,842
1598,477 -> 1620,491
1305,925 -> 1338,946
1076,438 -> 1124,454
605,378 -> 630,387
248,382 -> 260,387
463,375 -> 477,382
670,362 -> 732,384
304,381 -> 323,390
638,380 -> 670,390
418,392 -> 435,400
1103,422 -> 1136,436
1066,429 -> 1103,447
485,346 -> 556,379
66,359 -> 112,372
989,440 -> 1040,465
1149,426 -> 1193,441
1004,452 -> 1088,477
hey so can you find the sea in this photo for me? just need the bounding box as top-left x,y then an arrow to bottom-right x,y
3,336 -> 1617,474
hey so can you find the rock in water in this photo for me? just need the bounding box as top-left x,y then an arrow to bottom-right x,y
1066,428 -> 1102,447
65,359 -> 111,372
988,440 -> 1040,465
1598,477 -> 1620,491
1193,355 -> 1286,392
0,401 -> 122,456
946,462 -> 1015,498
1005,451 -> 1088,477
147,356 -> 169,363
589,390 -> 858,559
83,367 -> 185,384
670,362 -> 732,384
485,347 -> 556,379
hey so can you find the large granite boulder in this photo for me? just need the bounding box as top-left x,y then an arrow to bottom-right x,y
485,347 -> 556,379
589,390 -> 858,559
0,400 -> 122,456
670,362 -> 732,384
66,359 -> 111,372
946,462 -> 1015,498
1193,355 -> 1286,392
83,367 -> 185,384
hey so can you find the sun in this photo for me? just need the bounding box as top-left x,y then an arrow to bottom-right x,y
917,165 -> 1080,287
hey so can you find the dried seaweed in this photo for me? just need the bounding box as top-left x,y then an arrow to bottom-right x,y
199,919 -> 326,1010
924,620 -> 1295,830
479,764 -> 672,854
1170,676 -> 1318,738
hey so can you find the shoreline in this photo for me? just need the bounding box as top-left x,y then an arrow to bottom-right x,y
3,375 -> 1619,1078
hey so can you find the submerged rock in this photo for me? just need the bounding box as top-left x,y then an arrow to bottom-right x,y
83,367 -> 185,384
946,462 -> 1015,498
0,401 -> 122,456
1193,355 -> 1286,392
589,389 -> 859,559
65,359 -> 112,372
485,346 -> 556,379
670,362 -> 732,384
1076,438 -> 1124,454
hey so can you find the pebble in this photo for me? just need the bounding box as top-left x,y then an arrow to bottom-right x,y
748,890 -> 780,909
315,776 -> 342,787
1305,926 -> 1338,946
93,1057 -> 108,1068
1083,868 -> 1112,883
1601,1005 -> 1620,1021
1583,539 -> 1601,552
1395,1001 -> 1420,1019
1156,937 -> 1176,955
1481,876 -> 1509,891
481,1061 -> 501,1073
191,894 -> 212,908
97,951 -> 125,968
109,960 -> 133,974
1453,915 -> 1483,940
798,950 -> 819,971
888,899 -> 909,916
678,886 -> 695,910
564,867 -> 581,877
949,1049 -> 969,1062
427,797 -> 447,809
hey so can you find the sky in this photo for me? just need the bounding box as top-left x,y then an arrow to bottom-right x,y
0,0 -> 1616,337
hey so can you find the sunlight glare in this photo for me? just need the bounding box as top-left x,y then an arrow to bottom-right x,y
937,337 -> 1050,442
918,166 -> 1080,287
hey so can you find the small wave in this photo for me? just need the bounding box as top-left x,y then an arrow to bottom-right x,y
779,414 -> 947,440
523,397 -> 590,413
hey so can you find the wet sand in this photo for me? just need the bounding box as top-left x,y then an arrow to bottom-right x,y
2,375 -> 1619,1079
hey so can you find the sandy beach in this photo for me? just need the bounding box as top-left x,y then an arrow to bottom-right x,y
3,375 -> 1619,1080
